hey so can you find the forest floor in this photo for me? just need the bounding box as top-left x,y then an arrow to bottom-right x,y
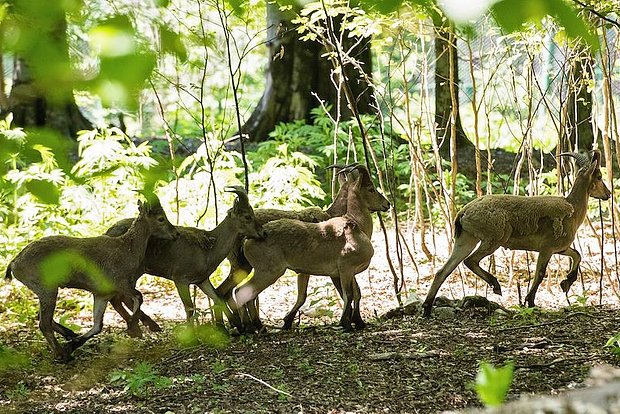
1,228 -> 620,413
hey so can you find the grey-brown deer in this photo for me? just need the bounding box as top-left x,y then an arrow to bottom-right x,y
5,195 -> 178,362
422,150 -> 610,317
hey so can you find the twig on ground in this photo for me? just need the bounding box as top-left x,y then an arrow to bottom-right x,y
236,372 -> 295,398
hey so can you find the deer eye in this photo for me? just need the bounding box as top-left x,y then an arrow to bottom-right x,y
158,217 -> 165,223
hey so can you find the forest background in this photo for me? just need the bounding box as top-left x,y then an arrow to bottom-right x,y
0,0 -> 620,411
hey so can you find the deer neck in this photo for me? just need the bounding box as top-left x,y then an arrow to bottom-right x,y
122,215 -> 152,261
565,175 -> 590,223
208,212 -> 241,261
325,186 -> 348,218
345,192 -> 373,236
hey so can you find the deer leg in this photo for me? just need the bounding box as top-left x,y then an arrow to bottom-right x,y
422,233 -> 479,317
68,294 -> 110,352
558,247 -> 581,293
463,240 -> 503,295
351,278 -> 365,329
197,279 -> 242,330
114,295 -> 161,333
339,273 -> 355,332
282,273 -> 311,330
234,268 -> 284,333
52,321 -> 78,340
110,295 -> 141,337
174,282 -> 198,323
215,261 -> 252,327
38,290 -> 70,362
124,290 -> 145,338
524,251 -> 552,307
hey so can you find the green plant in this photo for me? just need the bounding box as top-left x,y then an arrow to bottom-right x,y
110,362 -> 173,396
348,362 -> 360,375
474,361 -> 514,407
605,333 -> 620,359
0,345 -> 30,374
276,383 -> 291,402
298,359 -> 315,374
5,381 -> 30,400
509,305 -> 540,323
248,142 -> 326,209
211,382 -> 230,393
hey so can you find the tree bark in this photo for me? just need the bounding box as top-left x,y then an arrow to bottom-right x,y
561,46 -> 597,153
432,13 -> 554,179
239,3 -> 373,143
433,13 -> 470,160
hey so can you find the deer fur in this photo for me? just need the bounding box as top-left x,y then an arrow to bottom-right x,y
4,196 -> 178,362
232,165 -> 390,332
104,187 -> 265,331
422,150 -> 611,317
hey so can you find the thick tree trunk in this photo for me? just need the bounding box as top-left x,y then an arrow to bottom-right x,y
432,14 -> 553,179
4,15 -> 91,139
240,3 -> 373,143
7,58 -> 92,138
433,14 -> 470,160
562,47 -> 597,152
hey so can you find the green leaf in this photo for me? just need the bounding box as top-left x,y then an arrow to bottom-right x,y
226,0 -> 247,15
491,0 -> 598,49
39,250 -> 115,293
475,361 -> 514,407
89,15 -> 136,57
92,52 -> 157,109
159,26 -> 188,61
25,179 -> 60,204
23,129 -> 75,177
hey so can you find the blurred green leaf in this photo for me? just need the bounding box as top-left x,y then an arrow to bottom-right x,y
89,15 -> 136,57
4,0 -> 81,102
491,0 -> 598,49
40,250 -> 115,293
475,361 -> 514,407
92,52 -> 157,109
226,0 -> 249,15
174,324 -> 230,348
357,0 -> 403,13
159,26 -> 188,61
24,179 -> 60,204
141,158 -> 173,196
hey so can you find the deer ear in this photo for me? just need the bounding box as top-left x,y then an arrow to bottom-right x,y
138,199 -> 148,215
592,150 -> 600,168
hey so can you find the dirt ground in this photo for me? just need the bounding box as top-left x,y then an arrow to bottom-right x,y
1,228 -> 620,413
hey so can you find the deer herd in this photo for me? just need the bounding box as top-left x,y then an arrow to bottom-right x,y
4,152 -> 612,362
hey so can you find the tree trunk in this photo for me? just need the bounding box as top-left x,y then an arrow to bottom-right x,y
432,13 -> 553,180
433,13 -> 471,161
561,46 -> 597,153
240,3 -> 373,143
4,13 -> 91,139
